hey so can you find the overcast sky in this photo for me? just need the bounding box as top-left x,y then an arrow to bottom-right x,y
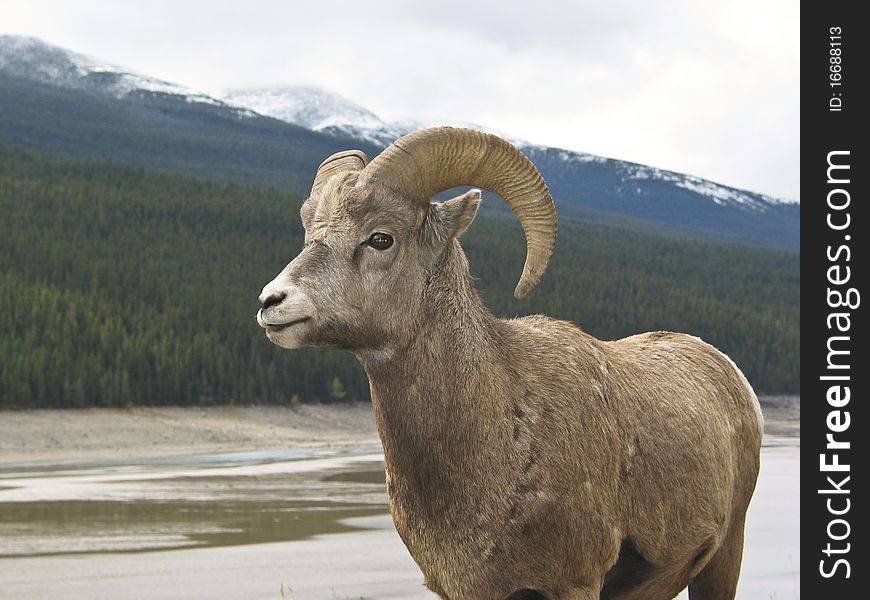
3,0 -> 799,200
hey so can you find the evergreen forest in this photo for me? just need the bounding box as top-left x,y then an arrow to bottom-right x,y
0,144 -> 799,408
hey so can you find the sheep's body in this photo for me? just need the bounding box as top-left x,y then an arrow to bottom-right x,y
257,127 -> 763,600
361,241 -> 762,600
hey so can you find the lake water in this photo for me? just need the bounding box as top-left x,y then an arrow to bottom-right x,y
0,438 -> 798,599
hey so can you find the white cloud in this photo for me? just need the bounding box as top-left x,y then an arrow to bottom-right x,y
1,0 -> 799,199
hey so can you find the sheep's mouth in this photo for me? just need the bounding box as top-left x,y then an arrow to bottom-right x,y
266,317 -> 311,332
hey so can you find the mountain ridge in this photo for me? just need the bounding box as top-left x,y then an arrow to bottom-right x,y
222,84 -> 796,210
0,35 -> 250,115
0,35 -> 800,250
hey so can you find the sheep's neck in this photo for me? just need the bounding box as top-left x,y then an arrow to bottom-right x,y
359,243 -> 510,498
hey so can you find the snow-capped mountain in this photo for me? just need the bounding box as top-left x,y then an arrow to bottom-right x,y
1,35 -> 792,213
0,36 -> 799,249
606,161 -> 784,212
223,86 -> 533,150
223,87 -> 406,147
222,85 -> 795,213
0,36 -> 252,116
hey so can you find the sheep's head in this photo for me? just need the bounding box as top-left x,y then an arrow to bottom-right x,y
257,127 -> 557,353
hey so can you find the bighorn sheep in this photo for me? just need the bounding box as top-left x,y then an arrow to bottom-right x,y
257,127 -> 763,600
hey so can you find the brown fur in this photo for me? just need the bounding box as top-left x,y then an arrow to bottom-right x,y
258,171 -> 763,600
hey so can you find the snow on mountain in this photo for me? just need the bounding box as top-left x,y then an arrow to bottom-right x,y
612,162 -> 780,211
2,36 -> 795,212
0,35 -> 252,114
223,86 -> 404,146
223,86 -> 536,150
221,86 -> 795,210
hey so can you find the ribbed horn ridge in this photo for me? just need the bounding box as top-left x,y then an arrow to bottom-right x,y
311,150 -> 369,196
357,127 -> 557,298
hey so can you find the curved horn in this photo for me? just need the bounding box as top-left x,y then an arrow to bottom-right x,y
311,150 -> 368,196
357,127 -> 557,299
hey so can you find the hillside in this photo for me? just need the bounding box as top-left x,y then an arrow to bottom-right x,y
0,71 -> 383,191
0,145 -> 799,408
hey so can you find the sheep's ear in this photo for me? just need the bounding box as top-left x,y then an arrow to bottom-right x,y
300,197 -> 317,231
429,189 -> 482,240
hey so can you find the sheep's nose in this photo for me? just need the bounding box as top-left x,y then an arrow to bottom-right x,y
260,291 -> 286,310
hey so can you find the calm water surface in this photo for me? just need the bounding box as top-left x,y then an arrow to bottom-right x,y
0,438 -> 799,599
0,447 -> 388,557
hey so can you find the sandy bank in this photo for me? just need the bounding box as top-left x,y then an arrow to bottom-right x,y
0,397 -> 797,465
0,403 -> 379,464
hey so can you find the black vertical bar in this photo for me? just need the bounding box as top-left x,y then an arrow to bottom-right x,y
802,2 -> 866,596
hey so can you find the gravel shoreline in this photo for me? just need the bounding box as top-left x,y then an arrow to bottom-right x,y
0,403 -> 380,465
0,396 -> 798,465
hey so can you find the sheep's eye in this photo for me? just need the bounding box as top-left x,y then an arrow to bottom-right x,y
366,232 -> 393,250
